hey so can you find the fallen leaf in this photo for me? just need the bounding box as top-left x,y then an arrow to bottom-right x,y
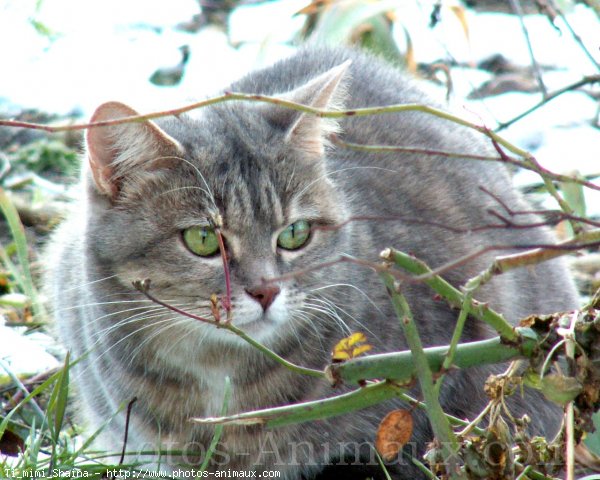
0,429 -> 24,457
375,409 -> 413,461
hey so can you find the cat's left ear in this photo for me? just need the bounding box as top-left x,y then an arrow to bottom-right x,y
267,60 -> 351,157
86,102 -> 184,199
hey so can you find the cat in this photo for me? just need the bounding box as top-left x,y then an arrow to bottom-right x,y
44,46 -> 579,479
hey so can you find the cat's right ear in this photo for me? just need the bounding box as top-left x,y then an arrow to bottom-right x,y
86,102 -> 183,199
262,60 -> 351,159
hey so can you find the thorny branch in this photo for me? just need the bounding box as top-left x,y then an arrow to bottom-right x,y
331,136 -> 600,193
1,92 -> 599,195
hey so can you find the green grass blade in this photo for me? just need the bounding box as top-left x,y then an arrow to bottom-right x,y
47,352 -> 70,443
0,363 -> 74,440
0,188 -> 46,319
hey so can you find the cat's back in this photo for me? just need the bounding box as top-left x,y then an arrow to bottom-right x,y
231,47 -> 429,108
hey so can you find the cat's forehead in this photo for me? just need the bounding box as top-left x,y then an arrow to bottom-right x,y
159,108 -> 327,231
173,107 -> 286,167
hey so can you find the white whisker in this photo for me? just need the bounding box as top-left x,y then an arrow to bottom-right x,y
59,274 -> 119,293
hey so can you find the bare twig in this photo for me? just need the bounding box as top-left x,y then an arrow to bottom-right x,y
263,228 -> 600,296
0,358 -> 46,422
480,186 -> 600,229
509,0 -> 548,96
553,4 -> 600,72
5,367 -> 60,405
119,397 -> 137,466
331,134 -> 509,162
416,230 -> 600,282
489,136 -> 582,233
333,136 -> 600,192
0,91 -> 581,174
496,74 -> 600,131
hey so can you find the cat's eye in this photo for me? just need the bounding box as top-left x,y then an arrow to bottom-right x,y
183,226 -> 220,257
277,220 -> 311,251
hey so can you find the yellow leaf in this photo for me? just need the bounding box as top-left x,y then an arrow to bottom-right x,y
450,5 -> 470,43
352,344 -> 372,357
399,25 -> 416,74
332,351 -> 351,362
332,332 -> 372,362
347,332 -> 367,346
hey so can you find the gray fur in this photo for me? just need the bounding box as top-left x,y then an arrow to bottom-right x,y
45,47 -> 578,479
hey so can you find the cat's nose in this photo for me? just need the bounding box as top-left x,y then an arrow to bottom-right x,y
245,285 -> 281,311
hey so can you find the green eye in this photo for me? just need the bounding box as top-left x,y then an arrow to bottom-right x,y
277,220 -> 311,251
183,226 -> 220,257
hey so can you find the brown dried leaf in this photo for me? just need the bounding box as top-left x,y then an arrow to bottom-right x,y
375,409 -> 413,461
295,0 -> 332,16
0,430 -> 24,457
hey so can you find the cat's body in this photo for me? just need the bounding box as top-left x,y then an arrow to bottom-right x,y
45,47 -> 578,479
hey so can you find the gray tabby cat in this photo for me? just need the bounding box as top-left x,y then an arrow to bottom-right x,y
45,47 -> 578,479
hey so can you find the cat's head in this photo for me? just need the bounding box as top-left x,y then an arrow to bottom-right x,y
83,61 -> 356,348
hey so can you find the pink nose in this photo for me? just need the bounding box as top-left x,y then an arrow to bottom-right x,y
245,285 -> 281,311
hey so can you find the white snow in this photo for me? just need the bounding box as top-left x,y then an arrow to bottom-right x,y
0,317 -> 61,376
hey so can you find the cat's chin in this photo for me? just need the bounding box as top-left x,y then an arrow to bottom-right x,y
197,317 -> 282,347
230,309 -> 287,339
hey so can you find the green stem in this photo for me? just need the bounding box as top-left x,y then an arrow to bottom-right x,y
379,271 -> 462,478
381,248 -> 518,342
375,451 -> 393,480
189,328 -> 540,435
436,289 -> 474,395
329,328 -> 539,385
225,322 -> 324,378
191,380 -> 402,428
